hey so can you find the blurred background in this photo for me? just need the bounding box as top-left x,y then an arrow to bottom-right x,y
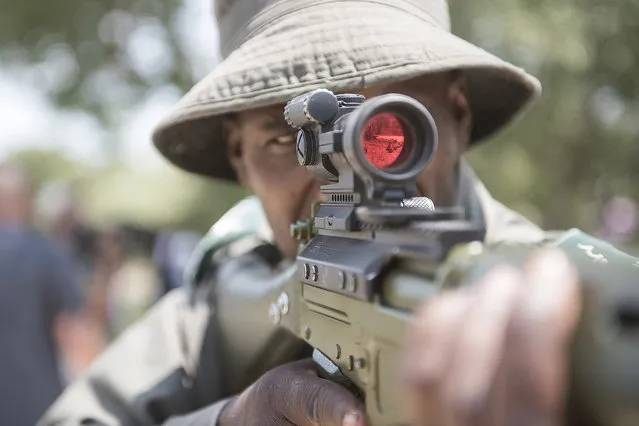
0,0 -> 637,402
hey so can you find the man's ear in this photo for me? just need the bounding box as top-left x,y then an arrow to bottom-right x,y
223,114 -> 249,186
447,71 -> 473,151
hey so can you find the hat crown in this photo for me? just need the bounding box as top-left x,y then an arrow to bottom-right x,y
215,0 -> 451,59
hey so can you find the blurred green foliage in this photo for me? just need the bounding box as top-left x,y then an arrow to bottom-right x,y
9,149 -> 247,233
450,0 -> 639,236
0,0 -> 192,121
1,0 -> 638,239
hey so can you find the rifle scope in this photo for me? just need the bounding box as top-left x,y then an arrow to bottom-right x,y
285,89 -> 438,203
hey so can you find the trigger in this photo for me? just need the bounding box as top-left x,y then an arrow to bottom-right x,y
312,348 -> 360,396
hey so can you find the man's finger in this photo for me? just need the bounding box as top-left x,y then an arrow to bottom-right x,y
405,291 -> 473,389
403,290 -> 473,426
520,249 -> 582,345
443,265 -> 523,425
277,372 -> 369,426
521,250 -> 581,409
500,249 -> 581,423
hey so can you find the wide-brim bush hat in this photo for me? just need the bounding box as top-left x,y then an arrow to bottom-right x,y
152,0 -> 541,182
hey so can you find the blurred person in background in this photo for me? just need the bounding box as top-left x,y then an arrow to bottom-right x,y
37,181 -> 100,291
0,164 -> 99,426
41,0 -> 638,425
37,180 -> 119,346
104,226 -> 160,338
91,227 -> 128,339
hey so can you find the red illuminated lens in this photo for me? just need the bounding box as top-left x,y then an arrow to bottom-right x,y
361,113 -> 406,169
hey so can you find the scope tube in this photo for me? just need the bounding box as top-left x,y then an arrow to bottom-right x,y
341,94 -> 438,184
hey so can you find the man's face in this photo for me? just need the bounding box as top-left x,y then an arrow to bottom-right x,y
226,73 -> 473,259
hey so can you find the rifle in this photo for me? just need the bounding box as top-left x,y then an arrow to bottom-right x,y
213,89 -> 639,426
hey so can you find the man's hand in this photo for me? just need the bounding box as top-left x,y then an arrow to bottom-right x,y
219,359 -> 369,426
403,249 -> 582,426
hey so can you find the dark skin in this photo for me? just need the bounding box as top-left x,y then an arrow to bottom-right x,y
219,73 -> 580,426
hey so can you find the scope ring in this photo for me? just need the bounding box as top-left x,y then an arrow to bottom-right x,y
341,94 -> 438,183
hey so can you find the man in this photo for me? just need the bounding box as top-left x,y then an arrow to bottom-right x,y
0,165 -> 97,426
40,0 -> 626,425
37,180 -> 116,347
37,180 -> 101,292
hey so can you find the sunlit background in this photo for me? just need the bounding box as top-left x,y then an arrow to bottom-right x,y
1,0 -> 246,234
1,0 -> 638,337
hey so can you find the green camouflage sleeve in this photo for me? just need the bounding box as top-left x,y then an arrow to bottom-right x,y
39,286 -> 228,425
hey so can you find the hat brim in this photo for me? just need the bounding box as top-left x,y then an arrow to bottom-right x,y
152,2 -> 541,182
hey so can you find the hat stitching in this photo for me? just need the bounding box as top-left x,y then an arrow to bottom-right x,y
206,42 -> 496,91
164,55 -> 524,119
207,57 -> 506,103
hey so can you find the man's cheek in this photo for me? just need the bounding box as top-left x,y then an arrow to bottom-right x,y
256,179 -> 304,223
254,157 -> 303,185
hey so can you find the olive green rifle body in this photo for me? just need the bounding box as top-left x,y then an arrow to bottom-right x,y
215,222 -> 639,426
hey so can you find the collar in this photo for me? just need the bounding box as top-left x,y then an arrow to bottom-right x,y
456,159 -> 547,244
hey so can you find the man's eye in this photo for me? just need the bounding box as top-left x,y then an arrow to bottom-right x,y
265,135 -> 296,155
267,135 -> 296,146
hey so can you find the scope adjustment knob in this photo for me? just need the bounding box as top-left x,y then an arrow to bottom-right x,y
285,89 -> 339,128
401,197 -> 435,210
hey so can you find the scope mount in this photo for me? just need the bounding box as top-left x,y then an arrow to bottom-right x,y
285,89 -> 458,233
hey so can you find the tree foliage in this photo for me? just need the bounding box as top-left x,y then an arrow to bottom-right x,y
0,0 -> 196,123
450,0 -> 639,235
